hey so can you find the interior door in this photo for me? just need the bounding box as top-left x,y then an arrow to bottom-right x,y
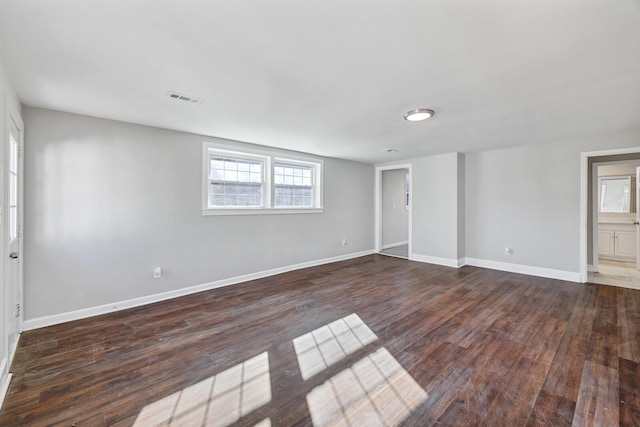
5,108 -> 23,361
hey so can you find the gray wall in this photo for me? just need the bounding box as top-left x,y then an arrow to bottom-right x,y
381,169 -> 408,246
411,153 -> 463,261
0,56 -> 21,392
23,107 -> 374,320
466,130 -> 640,272
379,153 -> 464,262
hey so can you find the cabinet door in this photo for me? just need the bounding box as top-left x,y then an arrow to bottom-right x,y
616,231 -> 637,258
598,231 -> 615,257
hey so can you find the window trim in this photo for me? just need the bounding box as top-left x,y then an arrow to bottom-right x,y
202,142 -> 324,216
208,149 -> 270,209
273,157 -> 323,210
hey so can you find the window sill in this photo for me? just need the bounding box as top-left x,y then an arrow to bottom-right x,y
202,208 -> 324,216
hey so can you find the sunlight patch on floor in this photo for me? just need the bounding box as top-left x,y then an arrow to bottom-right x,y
293,313 -> 378,380
306,347 -> 428,426
133,352 -> 271,426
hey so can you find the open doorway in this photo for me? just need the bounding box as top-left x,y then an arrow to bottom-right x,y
580,147 -> 640,286
589,160 -> 640,289
375,164 -> 412,259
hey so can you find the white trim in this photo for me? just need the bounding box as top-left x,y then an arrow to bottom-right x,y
588,264 -> 597,272
22,250 -> 375,331
0,373 -> 12,410
381,241 -> 408,250
274,157 -> 324,209
4,97 -> 24,373
581,147 -> 640,283
465,257 -> 580,282
202,208 -> 324,216
409,253 -> 465,268
375,164 -> 412,256
0,357 -> 11,409
378,252 -> 407,260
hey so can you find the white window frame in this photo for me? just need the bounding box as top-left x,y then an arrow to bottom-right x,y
202,142 -> 324,216
273,157 -> 323,210
206,148 -> 269,210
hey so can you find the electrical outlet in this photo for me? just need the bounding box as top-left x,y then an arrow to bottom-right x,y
341,239 -> 348,247
504,248 -> 513,256
153,267 -> 162,279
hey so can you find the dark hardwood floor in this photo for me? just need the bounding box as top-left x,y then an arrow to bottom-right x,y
1,254 -> 639,426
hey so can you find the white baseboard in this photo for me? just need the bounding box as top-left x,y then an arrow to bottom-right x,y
464,258 -> 580,282
410,253 -> 465,268
381,241 -> 409,250
0,357 -> 11,410
23,250 -> 375,331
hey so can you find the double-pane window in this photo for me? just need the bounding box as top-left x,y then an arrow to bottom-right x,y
274,163 -> 313,207
203,143 -> 322,214
209,156 -> 264,208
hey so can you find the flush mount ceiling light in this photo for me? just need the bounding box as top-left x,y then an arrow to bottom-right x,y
383,148 -> 398,153
403,108 -> 434,122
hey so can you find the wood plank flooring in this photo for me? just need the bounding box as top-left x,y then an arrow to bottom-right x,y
1,254 -> 639,426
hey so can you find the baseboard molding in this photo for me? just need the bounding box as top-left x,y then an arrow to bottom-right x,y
588,264 -> 597,272
0,357 -> 11,411
381,241 -> 408,250
410,253 -> 465,268
464,258 -> 581,282
23,250 -> 375,331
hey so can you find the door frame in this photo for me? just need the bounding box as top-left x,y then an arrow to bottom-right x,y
580,147 -> 640,282
375,163 -> 412,256
591,159 -> 640,274
4,98 -> 24,364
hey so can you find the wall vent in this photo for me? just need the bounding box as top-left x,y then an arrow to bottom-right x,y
166,91 -> 203,105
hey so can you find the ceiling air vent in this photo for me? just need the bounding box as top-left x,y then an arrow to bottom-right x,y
166,91 -> 203,105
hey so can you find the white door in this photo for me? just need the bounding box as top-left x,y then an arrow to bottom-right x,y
5,107 -> 23,361
636,167 -> 640,270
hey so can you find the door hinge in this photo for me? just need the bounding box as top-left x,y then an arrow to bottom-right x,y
17,224 -> 21,238
17,144 -> 23,159
15,304 -> 20,318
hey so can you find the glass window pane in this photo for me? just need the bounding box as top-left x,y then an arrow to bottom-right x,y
211,159 -> 224,170
224,159 -> 237,170
250,172 -> 262,183
211,169 -> 223,180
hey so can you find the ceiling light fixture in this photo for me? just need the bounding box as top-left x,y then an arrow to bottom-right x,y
383,148 -> 398,153
403,108 -> 434,122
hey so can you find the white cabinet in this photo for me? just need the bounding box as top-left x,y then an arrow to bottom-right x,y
598,223 -> 636,262
598,230 -> 615,257
616,231 -> 636,258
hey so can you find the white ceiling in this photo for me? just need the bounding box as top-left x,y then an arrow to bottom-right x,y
0,0 -> 639,164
